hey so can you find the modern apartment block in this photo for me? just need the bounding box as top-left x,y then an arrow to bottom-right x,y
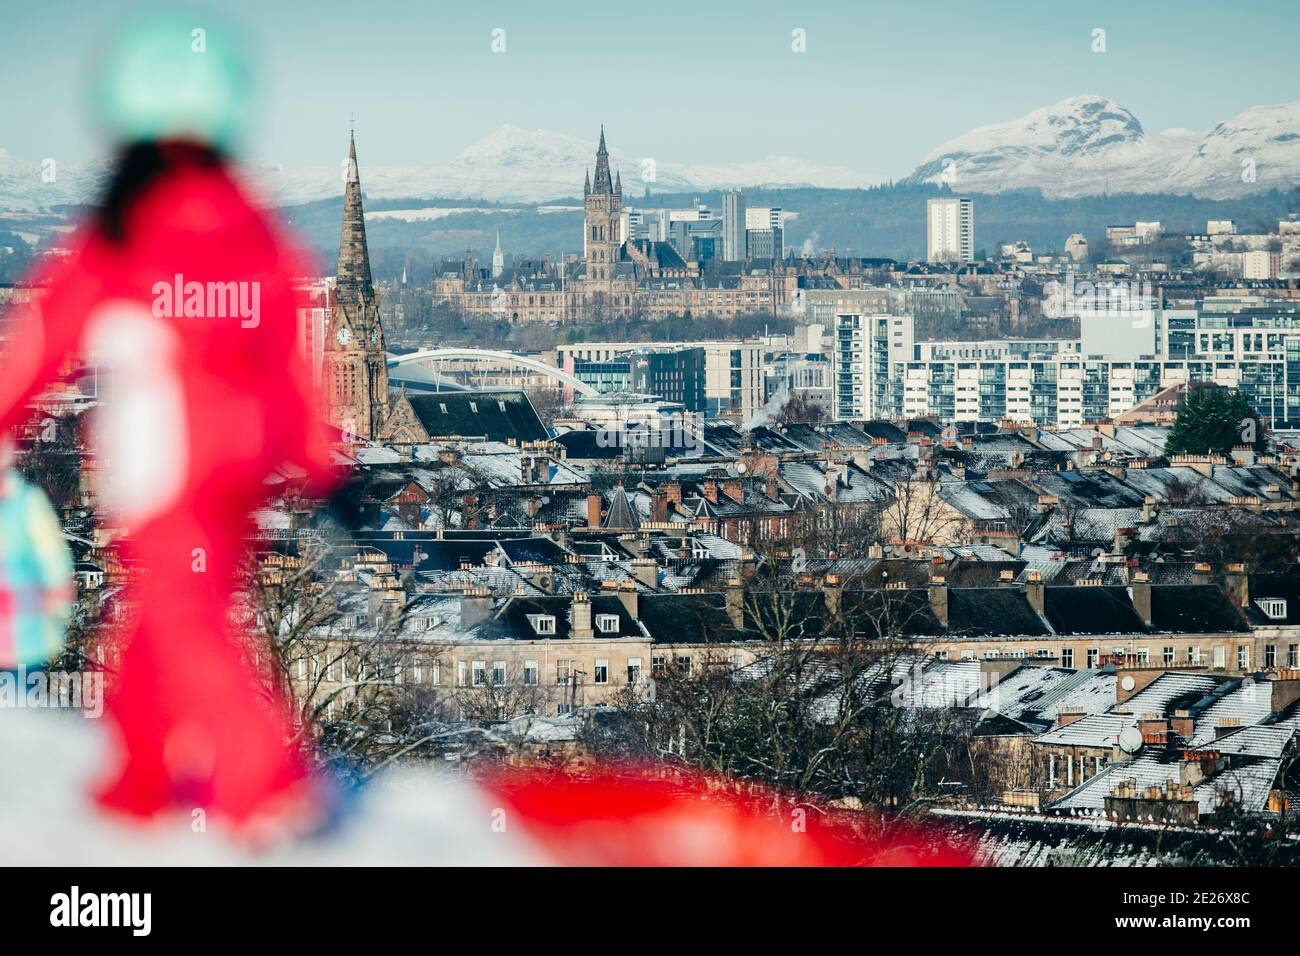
926,197 -> 974,263
722,189 -> 747,262
810,289 -> 915,421
834,294 -> 1300,428
557,339 -> 764,421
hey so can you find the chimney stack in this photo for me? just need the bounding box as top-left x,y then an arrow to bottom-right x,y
1026,570 -> 1045,615
630,557 -> 658,590
1224,563 -> 1249,609
823,573 -> 843,619
1131,571 -> 1152,627
929,575 -> 949,627
724,578 -> 744,629
616,580 -> 639,619
460,588 -> 493,627
571,590 -> 593,638
587,492 -> 603,528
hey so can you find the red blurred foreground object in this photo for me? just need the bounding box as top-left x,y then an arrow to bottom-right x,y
0,145 -> 334,830
485,769 -> 976,867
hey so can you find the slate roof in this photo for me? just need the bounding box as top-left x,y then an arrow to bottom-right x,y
1190,679 -> 1277,745
1148,585 -> 1248,633
405,391 -> 547,443
1049,750 -> 1282,816
637,592 -> 748,644
1041,586 -> 1147,635
947,587 -> 1051,637
1034,712 -> 1136,748
476,594 -> 642,642
1117,672 -> 1229,720
971,665 -> 1116,727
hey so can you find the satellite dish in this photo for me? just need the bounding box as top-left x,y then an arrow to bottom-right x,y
1118,726 -> 1143,754
1120,675 -> 1136,692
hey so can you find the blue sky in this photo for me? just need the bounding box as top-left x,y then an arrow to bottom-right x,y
2,0 -> 1298,177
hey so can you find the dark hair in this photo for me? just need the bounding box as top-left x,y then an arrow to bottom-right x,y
97,141 -> 225,243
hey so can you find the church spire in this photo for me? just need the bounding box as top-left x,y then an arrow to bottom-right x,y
592,125 -> 613,195
337,129 -> 374,294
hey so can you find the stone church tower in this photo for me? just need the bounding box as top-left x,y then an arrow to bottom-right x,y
583,127 -> 622,291
324,131 -> 389,441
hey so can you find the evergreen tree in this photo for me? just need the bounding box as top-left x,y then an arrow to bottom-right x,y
1165,386 -> 1263,457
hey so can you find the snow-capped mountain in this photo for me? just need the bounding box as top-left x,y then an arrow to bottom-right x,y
248,124 -> 879,206
906,94 -> 1300,198
5,98 -> 1299,213
0,148 -> 109,212
0,125 -> 878,212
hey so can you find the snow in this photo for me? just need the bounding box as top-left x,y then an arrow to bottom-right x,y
907,95 -> 1300,198
0,708 -> 547,865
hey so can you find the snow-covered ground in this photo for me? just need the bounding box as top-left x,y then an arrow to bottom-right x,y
0,709 -> 546,865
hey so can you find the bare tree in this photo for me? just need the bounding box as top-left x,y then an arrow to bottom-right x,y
240,541 -> 451,777
879,478 -> 970,545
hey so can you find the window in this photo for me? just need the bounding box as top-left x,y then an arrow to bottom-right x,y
1163,646 -> 1174,666
472,661 -> 486,686
523,660 -> 539,686
652,655 -> 667,677
1256,598 -> 1288,620
594,659 -> 609,684
1290,644 -> 1299,668
528,615 -> 556,635
1265,644 -> 1277,668
1061,648 -> 1074,668
492,661 -> 506,686
1086,648 -> 1098,669
1137,648 -> 1149,665
1213,645 -> 1226,670
595,614 -> 619,634
676,655 -> 692,675
627,658 -> 642,684
557,703 -> 573,716
1189,645 -> 1202,665
934,650 -> 949,661
1066,755 -> 1074,787
556,659 -> 572,686
457,660 -> 467,687
1237,646 -> 1250,671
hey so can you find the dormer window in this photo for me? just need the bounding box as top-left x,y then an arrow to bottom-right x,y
1256,598 -> 1288,621
596,613 -> 620,634
528,614 -> 557,635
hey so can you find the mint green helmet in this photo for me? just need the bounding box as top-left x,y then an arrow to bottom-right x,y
90,13 -> 253,150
